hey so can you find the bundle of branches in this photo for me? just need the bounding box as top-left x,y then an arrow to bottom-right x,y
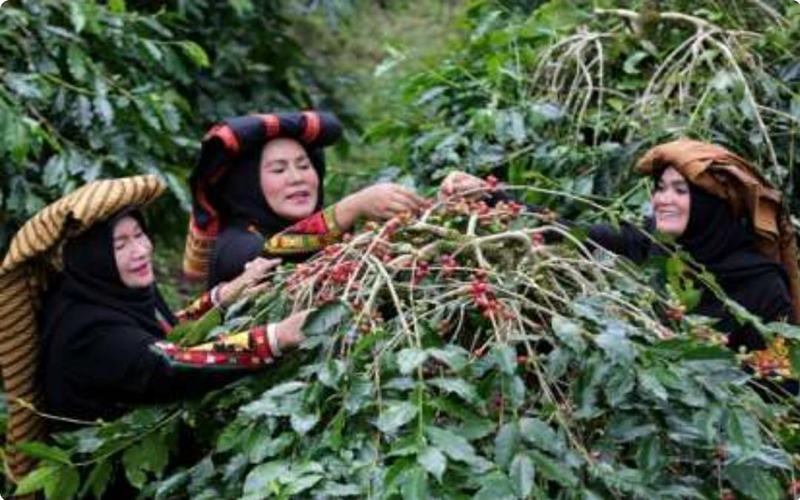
14,194 -> 800,499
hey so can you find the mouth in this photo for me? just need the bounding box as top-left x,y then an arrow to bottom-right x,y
130,262 -> 151,277
656,209 -> 681,219
286,190 -> 312,203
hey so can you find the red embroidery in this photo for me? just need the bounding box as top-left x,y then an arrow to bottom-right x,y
283,211 -> 329,235
152,327 -> 273,370
175,292 -> 214,323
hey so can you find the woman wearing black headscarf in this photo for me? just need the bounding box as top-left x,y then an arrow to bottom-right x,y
183,112 -> 425,289
438,144 -> 797,357
42,208 -> 309,424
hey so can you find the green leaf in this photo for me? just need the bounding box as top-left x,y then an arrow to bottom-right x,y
303,300 -> 351,336
492,344 -> 517,375
417,446 -> 447,481
15,441 -> 72,465
724,408 -> 762,450
726,464 -> 782,500
400,466 -> 429,500
69,2 -> 87,33
623,51 -> 649,74
108,0 -> 127,13
637,369 -> 668,401
243,461 -> 289,496
285,474 -> 323,495
375,401 -> 418,433
494,422 -> 519,468
552,315 -> 586,353
15,465 -> 59,495
473,470 -> 515,500
397,347 -> 428,375
45,465 -> 80,500
248,432 -> 293,463
290,411 -> 319,435
595,321 -> 635,364
428,345 -> 469,371
509,453 -> 535,498
179,41 -> 210,67
426,426 -> 489,470
318,359 -> 346,388
764,322 -> 800,340
603,366 -> 636,406
519,417 -> 562,455
66,45 -> 88,81
530,450 -> 578,488
81,460 -> 112,499
427,377 -> 480,404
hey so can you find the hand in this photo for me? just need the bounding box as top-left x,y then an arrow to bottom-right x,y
335,183 -> 426,229
273,309 -> 313,351
439,171 -> 490,200
218,257 -> 281,306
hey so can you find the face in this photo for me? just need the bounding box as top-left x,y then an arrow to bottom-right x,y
652,166 -> 691,237
113,216 -> 155,288
260,138 -> 320,221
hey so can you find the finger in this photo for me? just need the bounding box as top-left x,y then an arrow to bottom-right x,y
243,282 -> 271,297
393,190 -> 425,211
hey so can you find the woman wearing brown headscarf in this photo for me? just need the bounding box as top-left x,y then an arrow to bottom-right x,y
441,140 -> 800,361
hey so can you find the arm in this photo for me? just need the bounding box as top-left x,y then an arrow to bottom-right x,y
264,205 -> 344,256
69,312 -> 310,405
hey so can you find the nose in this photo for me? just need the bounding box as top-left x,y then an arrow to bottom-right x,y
287,164 -> 304,184
130,238 -> 151,260
653,189 -> 674,206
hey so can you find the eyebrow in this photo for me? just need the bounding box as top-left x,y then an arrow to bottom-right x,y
264,155 -> 309,167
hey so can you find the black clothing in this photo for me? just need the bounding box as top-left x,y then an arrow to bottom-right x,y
493,189 -> 793,350
597,184 -> 793,352
42,212 -> 242,424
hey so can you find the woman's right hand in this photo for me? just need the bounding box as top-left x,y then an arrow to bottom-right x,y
439,171 -> 490,200
335,183 -> 426,229
273,309 -> 313,351
218,257 -> 281,306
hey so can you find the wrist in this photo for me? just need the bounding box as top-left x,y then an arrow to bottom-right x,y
266,323 -> 282,357
211,284 -> 227,308
334,194 -> 361,230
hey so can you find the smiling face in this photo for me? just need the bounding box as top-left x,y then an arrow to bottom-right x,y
113,216 -> 155,288
259,138 -> 320,222
652,166 -> 691,237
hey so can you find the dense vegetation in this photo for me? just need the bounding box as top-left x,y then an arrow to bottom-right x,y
2,0 -> 800,498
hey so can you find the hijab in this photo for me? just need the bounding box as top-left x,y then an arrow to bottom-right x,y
43,208 -> 175,346
218,142 -> 326,237
675,181 -> 786,284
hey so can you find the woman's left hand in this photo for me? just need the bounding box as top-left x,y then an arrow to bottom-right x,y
218,257 -> 281,306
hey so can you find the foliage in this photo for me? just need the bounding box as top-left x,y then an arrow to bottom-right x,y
14,193 -> 800,499
373,0 -> 800,219
0,0 -> 349,252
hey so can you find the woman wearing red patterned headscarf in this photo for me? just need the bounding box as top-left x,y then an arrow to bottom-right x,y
183,111 -> 424,289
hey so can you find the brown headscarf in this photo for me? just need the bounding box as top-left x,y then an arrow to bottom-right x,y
636,139 -> 800,323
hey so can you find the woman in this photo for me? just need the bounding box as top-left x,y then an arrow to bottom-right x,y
183,111 -> 425,288
42,208 -> 309,424
440,139 -> 800,356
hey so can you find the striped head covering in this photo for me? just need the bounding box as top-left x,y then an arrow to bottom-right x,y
182,111 -> 342,282
0,175 -> 165,483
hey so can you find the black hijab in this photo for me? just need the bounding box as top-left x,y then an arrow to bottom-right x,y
43,208 -> 175,347
676,183 -> 785,284
218,142 -> 326,237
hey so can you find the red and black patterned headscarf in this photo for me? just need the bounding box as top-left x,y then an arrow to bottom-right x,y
183,111 -> 342,281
